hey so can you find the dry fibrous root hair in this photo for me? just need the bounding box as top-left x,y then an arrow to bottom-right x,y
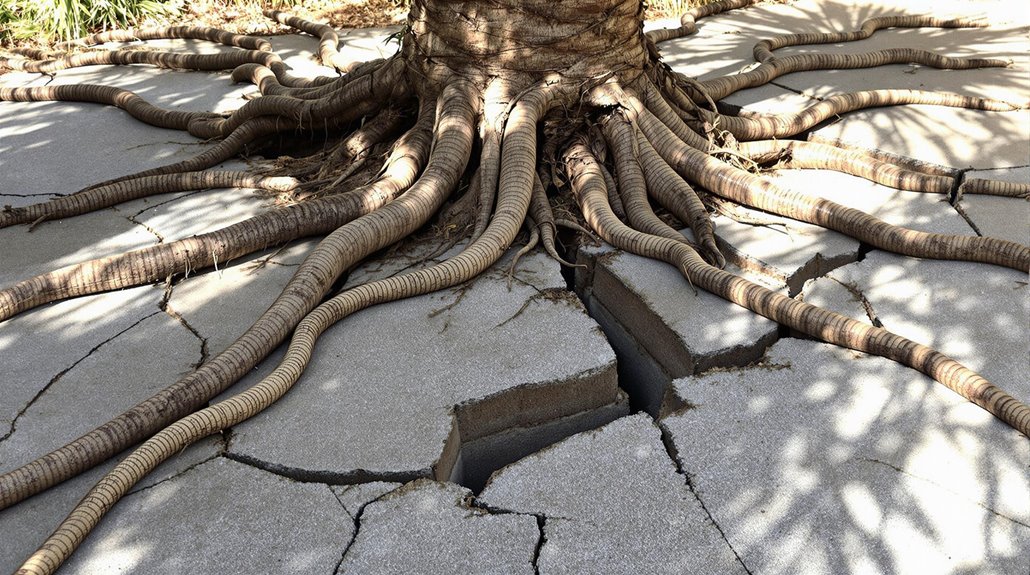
2,0 -> 1029,572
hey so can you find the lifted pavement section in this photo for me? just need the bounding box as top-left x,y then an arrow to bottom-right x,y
2,0 -> 1029,573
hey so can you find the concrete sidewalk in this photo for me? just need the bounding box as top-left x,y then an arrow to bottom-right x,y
1,0 -> 1027,573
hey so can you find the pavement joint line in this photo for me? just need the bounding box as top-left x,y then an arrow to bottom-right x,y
327,485 -> 355,575
124,211 -> 165,243
125,450 -> 224,497
827,277 -> 884,328
952,199 -> 985,237
656,417 -> 754,575
161,299 -> 210,370
333,486 -> 405,573
854,457 -> 1030,529
0,310 -> 160,446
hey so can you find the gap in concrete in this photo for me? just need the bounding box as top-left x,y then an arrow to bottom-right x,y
570,241 -> 784,418
452,395 -> 628,493
445,362 -> 628,492
224,361 -> 628,493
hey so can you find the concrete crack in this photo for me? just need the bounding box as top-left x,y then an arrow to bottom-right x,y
769,80 -> 808,98
1,192 -> 65,198
951,200 -> 984,237
828,278 -> 883,328
531,514 -> 546,575
127,448 -> 226,496
117,189 -> 208,244
470,499 -> 553,574
0,311 -> 160,446
332,486 -> 402,574
656,419 -> 754,575
160,280 -> 209,369
948,169 -> 987,237
125,212 -> 165,243
857,457 -> 1030,529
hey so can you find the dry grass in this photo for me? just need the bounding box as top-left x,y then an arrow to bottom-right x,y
120,0 -> 710,37
2,0 -> 714,50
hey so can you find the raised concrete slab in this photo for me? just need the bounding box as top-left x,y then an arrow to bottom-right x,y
0,0 -> 1028,572
221,243 -> 624,488
338,480 -> 538,574
479,413 -> 748,575
710,209 -> 860,295
662,338 -> 1030,575
576,243 -> 780,414
0,311 -> 204,468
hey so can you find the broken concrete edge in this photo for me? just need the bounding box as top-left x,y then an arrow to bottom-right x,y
218,361 -> 626,490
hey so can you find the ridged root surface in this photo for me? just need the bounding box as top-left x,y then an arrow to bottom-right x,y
2,2 -> 1028,573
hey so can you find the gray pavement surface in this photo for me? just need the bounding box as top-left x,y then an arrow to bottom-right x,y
1,0 -> 1028,573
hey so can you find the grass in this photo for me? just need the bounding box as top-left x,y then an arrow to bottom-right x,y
0,0 -> 714,47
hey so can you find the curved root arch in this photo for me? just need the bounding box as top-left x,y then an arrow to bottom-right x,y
1,2 -> 1028,573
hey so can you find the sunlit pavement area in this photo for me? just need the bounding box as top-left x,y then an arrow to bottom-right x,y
1,0 -> 1027,573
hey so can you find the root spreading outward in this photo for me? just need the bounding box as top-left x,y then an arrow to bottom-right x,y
1,0 -> 1029,572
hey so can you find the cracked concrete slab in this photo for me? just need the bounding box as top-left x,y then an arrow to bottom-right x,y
575,241 -> 781,414
0,0 -> 1027,572
801,251 -> 1029,400
956,166 -> 1030,244
711,209 -> 860,295
479,414 -> 748,575
338,480 -> 538,574
764,169 -> 976,236
0,436 -> 223,574
54,457 -> 353,574
221,244 -> 622,485
662,338 -> 1030,575
0,283 -> 160,436
0,312 -> 202,465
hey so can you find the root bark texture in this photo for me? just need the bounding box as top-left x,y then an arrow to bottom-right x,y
1,1 -> 1028,573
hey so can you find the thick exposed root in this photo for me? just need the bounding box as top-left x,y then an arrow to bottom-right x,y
0,92 -> 456,507
639,108 -> 1030,271
3,3 -> 1030,573
0,84 -> 220,130
736,139 -> 956,193
563,139 -> 1030,435
694,90 -> 1023,141
0,171 -> 298,229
